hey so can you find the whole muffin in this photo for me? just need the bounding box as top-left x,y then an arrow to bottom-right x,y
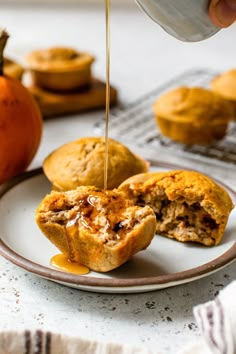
43,137 -> 149,191
211,69 -> 236,119
35,186 -> 156,272
119,170 -> 234,246
25,46 -> 95,91
4,57 -> 24,80
153,86 -> 234,145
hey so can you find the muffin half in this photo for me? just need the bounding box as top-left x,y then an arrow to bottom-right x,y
119,170 -> 234,246
43,137 -> 149,191
25,46 -> 95,91
153,86 -> 234,145
35,186 -> 156,272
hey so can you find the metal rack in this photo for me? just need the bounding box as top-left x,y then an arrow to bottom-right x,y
94,69 -> 236,166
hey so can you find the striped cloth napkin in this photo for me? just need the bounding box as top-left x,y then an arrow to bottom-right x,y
0,330 -> 154,354
180,281 -> 236,354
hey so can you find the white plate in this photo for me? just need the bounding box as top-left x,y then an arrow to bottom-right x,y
0,163 -> 236,294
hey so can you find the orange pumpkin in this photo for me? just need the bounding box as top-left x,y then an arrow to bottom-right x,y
0,30 -> 43,184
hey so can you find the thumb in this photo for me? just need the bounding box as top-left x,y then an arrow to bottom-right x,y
209,0 -> 236,27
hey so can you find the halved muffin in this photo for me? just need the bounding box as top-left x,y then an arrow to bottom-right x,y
43,137 -> 149,191
211,69 -> 236,120
25,46 -> 95,91
119,170 -> 234,246
35,186 -> 156,272
153,86 -> 234,145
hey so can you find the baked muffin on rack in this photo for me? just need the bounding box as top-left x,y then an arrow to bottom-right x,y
35,186 -> 156,272
25,46 -> 95,91
119,170 -> 234,246
153,86 -> 234,145
4,57 -> 24,80
211,69 -> 236,120
43,137 -> 149,191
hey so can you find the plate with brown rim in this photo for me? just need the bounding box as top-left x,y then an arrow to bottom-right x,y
0,162 -> 236,294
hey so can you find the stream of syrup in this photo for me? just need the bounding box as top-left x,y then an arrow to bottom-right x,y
104,0 -> 111,190
50,0 -> 111,275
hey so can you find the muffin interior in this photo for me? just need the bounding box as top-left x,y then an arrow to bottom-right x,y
133,190 -> 219,245
35,186 -> 157,272
37,188 -> 154,254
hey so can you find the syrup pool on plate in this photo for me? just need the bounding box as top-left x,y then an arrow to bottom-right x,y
50,254 -> 90,275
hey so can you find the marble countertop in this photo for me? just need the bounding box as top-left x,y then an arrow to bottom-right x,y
0,3 -> 236,353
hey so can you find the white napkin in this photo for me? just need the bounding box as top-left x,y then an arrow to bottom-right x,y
180,281 -> 236,354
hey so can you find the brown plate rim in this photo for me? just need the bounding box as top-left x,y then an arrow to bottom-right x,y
0,162 -> 236,289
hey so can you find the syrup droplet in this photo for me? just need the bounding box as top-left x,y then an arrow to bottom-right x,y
50,254 -> 90,275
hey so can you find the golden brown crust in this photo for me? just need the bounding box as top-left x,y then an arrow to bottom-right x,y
119,170 -> 234,246
153,87 -> 234,145
211,69 -> 236,119
211,70 -> 236,101
35,186 -> 156,272
43,137 -> 149,191
25,47 -> 95,91
25,47 -> 94,72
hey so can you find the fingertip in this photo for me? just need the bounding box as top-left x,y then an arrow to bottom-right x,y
209,0 -> 236,28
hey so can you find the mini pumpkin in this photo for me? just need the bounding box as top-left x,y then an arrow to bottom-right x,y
0,29 -> 43,184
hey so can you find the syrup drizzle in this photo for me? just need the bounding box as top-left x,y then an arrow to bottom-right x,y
104,0 -> 111,190
50,1 -> 111,274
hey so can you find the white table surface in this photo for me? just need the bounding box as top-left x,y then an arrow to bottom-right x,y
0,3 -> 236,353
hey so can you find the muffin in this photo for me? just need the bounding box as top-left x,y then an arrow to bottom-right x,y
211,69 -> 236,119
25,46 -> 95,91
119,170 -> 234,246
35,186 -> 156,272
4,57 -> 24,80
153,86 -> 234,145
43,137 -> 149,191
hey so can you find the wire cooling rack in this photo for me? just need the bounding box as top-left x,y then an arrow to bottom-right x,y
94,69 -> 236,167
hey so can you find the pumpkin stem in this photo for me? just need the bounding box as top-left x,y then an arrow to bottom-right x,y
0,29 -> 9,76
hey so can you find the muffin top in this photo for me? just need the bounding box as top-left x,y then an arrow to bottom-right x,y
153,86 -> 234,124
43,137 -> 149,191
25,46 -> 94,72
211,69 -> 236,101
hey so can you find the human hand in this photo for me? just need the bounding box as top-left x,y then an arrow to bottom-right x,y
209,0 -> 236,27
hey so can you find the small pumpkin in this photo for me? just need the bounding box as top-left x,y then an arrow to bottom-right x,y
0,29 -> 43,184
